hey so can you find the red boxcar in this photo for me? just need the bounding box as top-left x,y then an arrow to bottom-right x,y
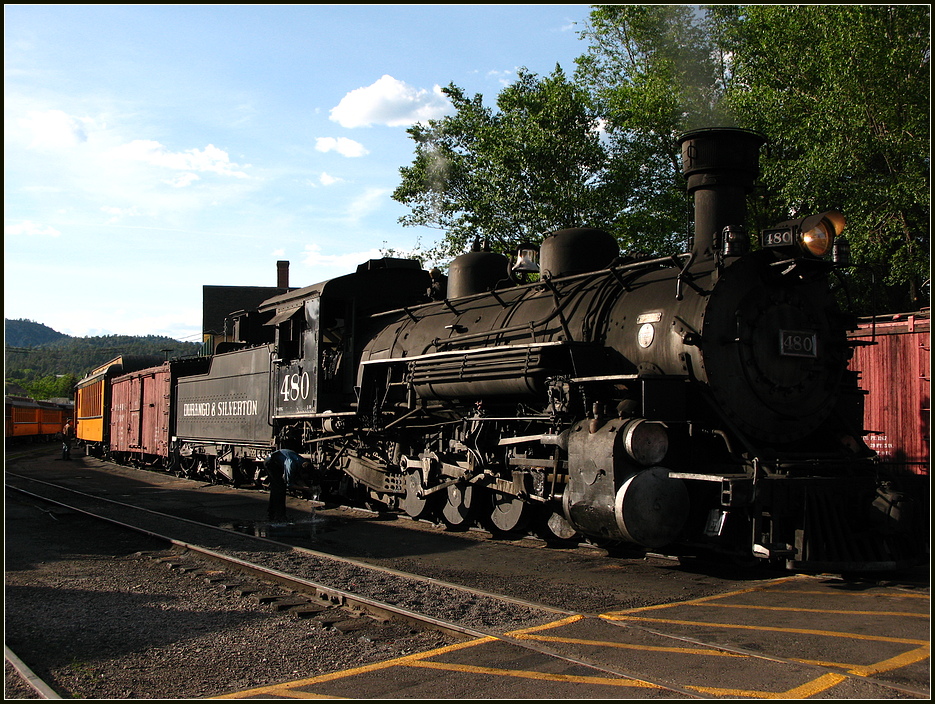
109,364 -> 172,466
848,310 -> 930,475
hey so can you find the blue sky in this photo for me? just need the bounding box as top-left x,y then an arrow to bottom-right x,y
5,4 -> 593,342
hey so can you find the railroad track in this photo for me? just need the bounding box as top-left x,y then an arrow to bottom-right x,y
7,469 -> 928,700
5,473 -> 701,696
5,473 -> 572,629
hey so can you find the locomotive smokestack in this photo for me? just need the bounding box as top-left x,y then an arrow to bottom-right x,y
678,128 -> 765,261
277,260 -> 289,289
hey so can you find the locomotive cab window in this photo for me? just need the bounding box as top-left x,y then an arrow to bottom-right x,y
268,306 -> 304,361
318,298 -> 354,397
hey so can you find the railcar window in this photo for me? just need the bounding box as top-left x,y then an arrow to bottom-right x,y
78,384 -> 103,417
12,408 -> 35,423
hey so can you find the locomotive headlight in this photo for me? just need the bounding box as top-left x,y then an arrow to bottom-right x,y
761,210 -> 846,259
798,211 -> 846,258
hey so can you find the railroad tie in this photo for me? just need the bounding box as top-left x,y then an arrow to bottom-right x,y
270,597 -> 311,612
292,602 -> 330,619
252,593 -> 284,604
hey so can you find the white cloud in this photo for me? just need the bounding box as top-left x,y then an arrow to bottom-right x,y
319,172 -> 343,186
165,172 -> 201,188
100,205 -> 141,223
347,187 -> 390,222
329,75 -> 451,128
315,136 -> 369,158
17,109 -> 89,149
5,220 -> 61,237
107,140 -> 249,178
302,242 -> 384,272
487,69 -> 515,86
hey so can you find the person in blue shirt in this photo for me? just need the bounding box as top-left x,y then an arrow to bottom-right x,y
264,448 -> 311,521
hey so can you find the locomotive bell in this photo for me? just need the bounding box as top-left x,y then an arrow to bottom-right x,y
539,228 -> 619,278
511,243 -> 540,273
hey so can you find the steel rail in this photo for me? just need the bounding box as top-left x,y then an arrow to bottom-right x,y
5,471 -> 572,618
6,477 -> 702,697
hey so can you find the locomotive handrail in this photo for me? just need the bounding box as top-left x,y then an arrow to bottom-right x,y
363,252 -> 691,327
433,274 -> 600,352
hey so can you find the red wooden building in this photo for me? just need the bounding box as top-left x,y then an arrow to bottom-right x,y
848,310 -> 930,475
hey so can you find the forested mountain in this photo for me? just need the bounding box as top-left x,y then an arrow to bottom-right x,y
5,319 -> 70,348
4,318 -> 202,399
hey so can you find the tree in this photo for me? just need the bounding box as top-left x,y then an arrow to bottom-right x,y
393,66 -> 615,261
575,4 -> 726,255
708,5 -> 930,313
24,373 -> 78,400
393,5 -> 929,313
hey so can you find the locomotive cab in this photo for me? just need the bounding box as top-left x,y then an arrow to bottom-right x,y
258,258 -> 432,419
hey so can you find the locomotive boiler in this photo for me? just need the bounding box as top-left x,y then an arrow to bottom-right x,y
223,127 -> 916,569
81,127 -> 922,571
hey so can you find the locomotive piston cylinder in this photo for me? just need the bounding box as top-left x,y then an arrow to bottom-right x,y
563,419 -> 687,549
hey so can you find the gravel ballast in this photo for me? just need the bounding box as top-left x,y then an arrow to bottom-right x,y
4,490 -> 454,699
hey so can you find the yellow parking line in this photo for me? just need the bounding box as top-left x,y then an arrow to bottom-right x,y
603,578 -> 801,617
778,589 -> 930,600
515,625 -> 929,677
846,645 -> 930,676
406,659 -> 659,688
254,692 -> 343,699
704,602 -> 928,618
688,672 -> 848,699
504,614 -> 585,636
602,615 -> 929,646
213,637 -> 498,698
513,632 -> 745,658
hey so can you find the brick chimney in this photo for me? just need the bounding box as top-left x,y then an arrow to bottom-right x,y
277,260 -> 289,289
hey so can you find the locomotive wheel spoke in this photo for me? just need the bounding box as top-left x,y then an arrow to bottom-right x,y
441,482 -> 475,528
489,491 -> 530,533
400,469 -> 434,519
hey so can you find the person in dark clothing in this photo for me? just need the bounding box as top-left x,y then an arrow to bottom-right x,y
264,448 -> 311,522
60,421 -> 73,460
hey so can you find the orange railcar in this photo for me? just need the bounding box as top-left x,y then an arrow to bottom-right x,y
5,396 -> 72,443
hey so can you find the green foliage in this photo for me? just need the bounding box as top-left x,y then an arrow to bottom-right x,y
393,66 -> 618,260
710,5 -> 930,312
5,319 -> 201,396
4,318 -> 68,348
574,4 -> 722,255
392,5 -> 929,314
20,373 -> 79,401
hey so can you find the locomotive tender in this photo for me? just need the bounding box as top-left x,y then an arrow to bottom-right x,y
77,128 -> 921,571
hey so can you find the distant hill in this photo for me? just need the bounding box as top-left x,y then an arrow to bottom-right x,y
4,318 -> 70,348
4,318 -> 203,382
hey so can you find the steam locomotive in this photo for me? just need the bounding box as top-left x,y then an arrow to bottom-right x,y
76,128 -> 923,571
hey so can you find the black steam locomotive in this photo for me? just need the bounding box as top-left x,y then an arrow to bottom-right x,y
80,128 -> 922,571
